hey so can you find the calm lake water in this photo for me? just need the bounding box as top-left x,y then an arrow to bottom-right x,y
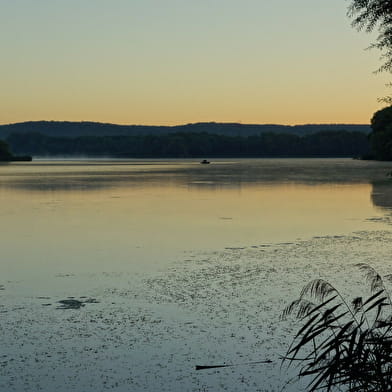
1,158 -> 392,391
1,158 -> 391,280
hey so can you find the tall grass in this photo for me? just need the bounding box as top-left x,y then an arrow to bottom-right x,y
282,264 -> 392,391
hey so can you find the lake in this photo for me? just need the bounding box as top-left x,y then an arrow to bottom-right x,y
1,158 -> 392,391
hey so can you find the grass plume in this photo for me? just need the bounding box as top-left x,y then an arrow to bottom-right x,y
282,265 -> 392,391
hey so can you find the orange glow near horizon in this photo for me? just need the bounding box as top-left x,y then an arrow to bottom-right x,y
0,0 -> 390,127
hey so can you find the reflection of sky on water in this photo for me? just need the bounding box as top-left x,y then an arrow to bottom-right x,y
1,158 -> 392,282
2,158 -> 392,194
2,158 -> 392,213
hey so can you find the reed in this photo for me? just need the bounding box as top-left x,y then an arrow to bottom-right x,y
282,264 -> 392,391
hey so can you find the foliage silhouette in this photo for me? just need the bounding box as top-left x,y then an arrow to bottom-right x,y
6,130 -> 370,158
369,105 -> 392,160
282,264 -> 392,391
348,0 -> 392,104
0,140 -> 13,161
349,0 -> 392,74
0,139 -> 31,161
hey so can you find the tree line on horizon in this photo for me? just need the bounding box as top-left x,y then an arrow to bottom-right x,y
0,140 -> 13,160
0,121 -> 371,139
0,139 -> 31,161
5,130 -> 370,158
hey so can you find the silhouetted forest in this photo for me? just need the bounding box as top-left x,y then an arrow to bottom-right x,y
6,130 -> 370,158
0,121 -> 371,139
0,140 -> 31,161
0,140 -> 13,160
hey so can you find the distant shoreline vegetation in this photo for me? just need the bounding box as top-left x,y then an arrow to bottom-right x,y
0,121 -> 372,139
0,140 -> 31,162
6,130 -> 370,158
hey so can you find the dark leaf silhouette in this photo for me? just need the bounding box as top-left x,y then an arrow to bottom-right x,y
282,264 -> 392,391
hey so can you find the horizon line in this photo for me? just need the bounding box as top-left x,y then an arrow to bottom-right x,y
0,120 -> 371,127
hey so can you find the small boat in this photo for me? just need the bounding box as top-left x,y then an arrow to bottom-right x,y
200,159 -> 210,164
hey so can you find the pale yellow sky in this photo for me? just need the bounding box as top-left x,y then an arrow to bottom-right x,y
1,0 -> 390,126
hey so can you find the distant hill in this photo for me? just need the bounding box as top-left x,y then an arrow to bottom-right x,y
0,121 -> 371,139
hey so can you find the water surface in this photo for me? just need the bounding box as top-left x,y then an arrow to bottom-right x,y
1,158 -> 391,281
1,158 -> 392,391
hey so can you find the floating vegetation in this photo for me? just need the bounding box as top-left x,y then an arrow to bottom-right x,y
56,298 -> 99,310
2,232 -> 392,392
57,299 -> 85,310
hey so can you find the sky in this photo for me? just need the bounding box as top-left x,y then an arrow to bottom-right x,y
1,0 -> 391,125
